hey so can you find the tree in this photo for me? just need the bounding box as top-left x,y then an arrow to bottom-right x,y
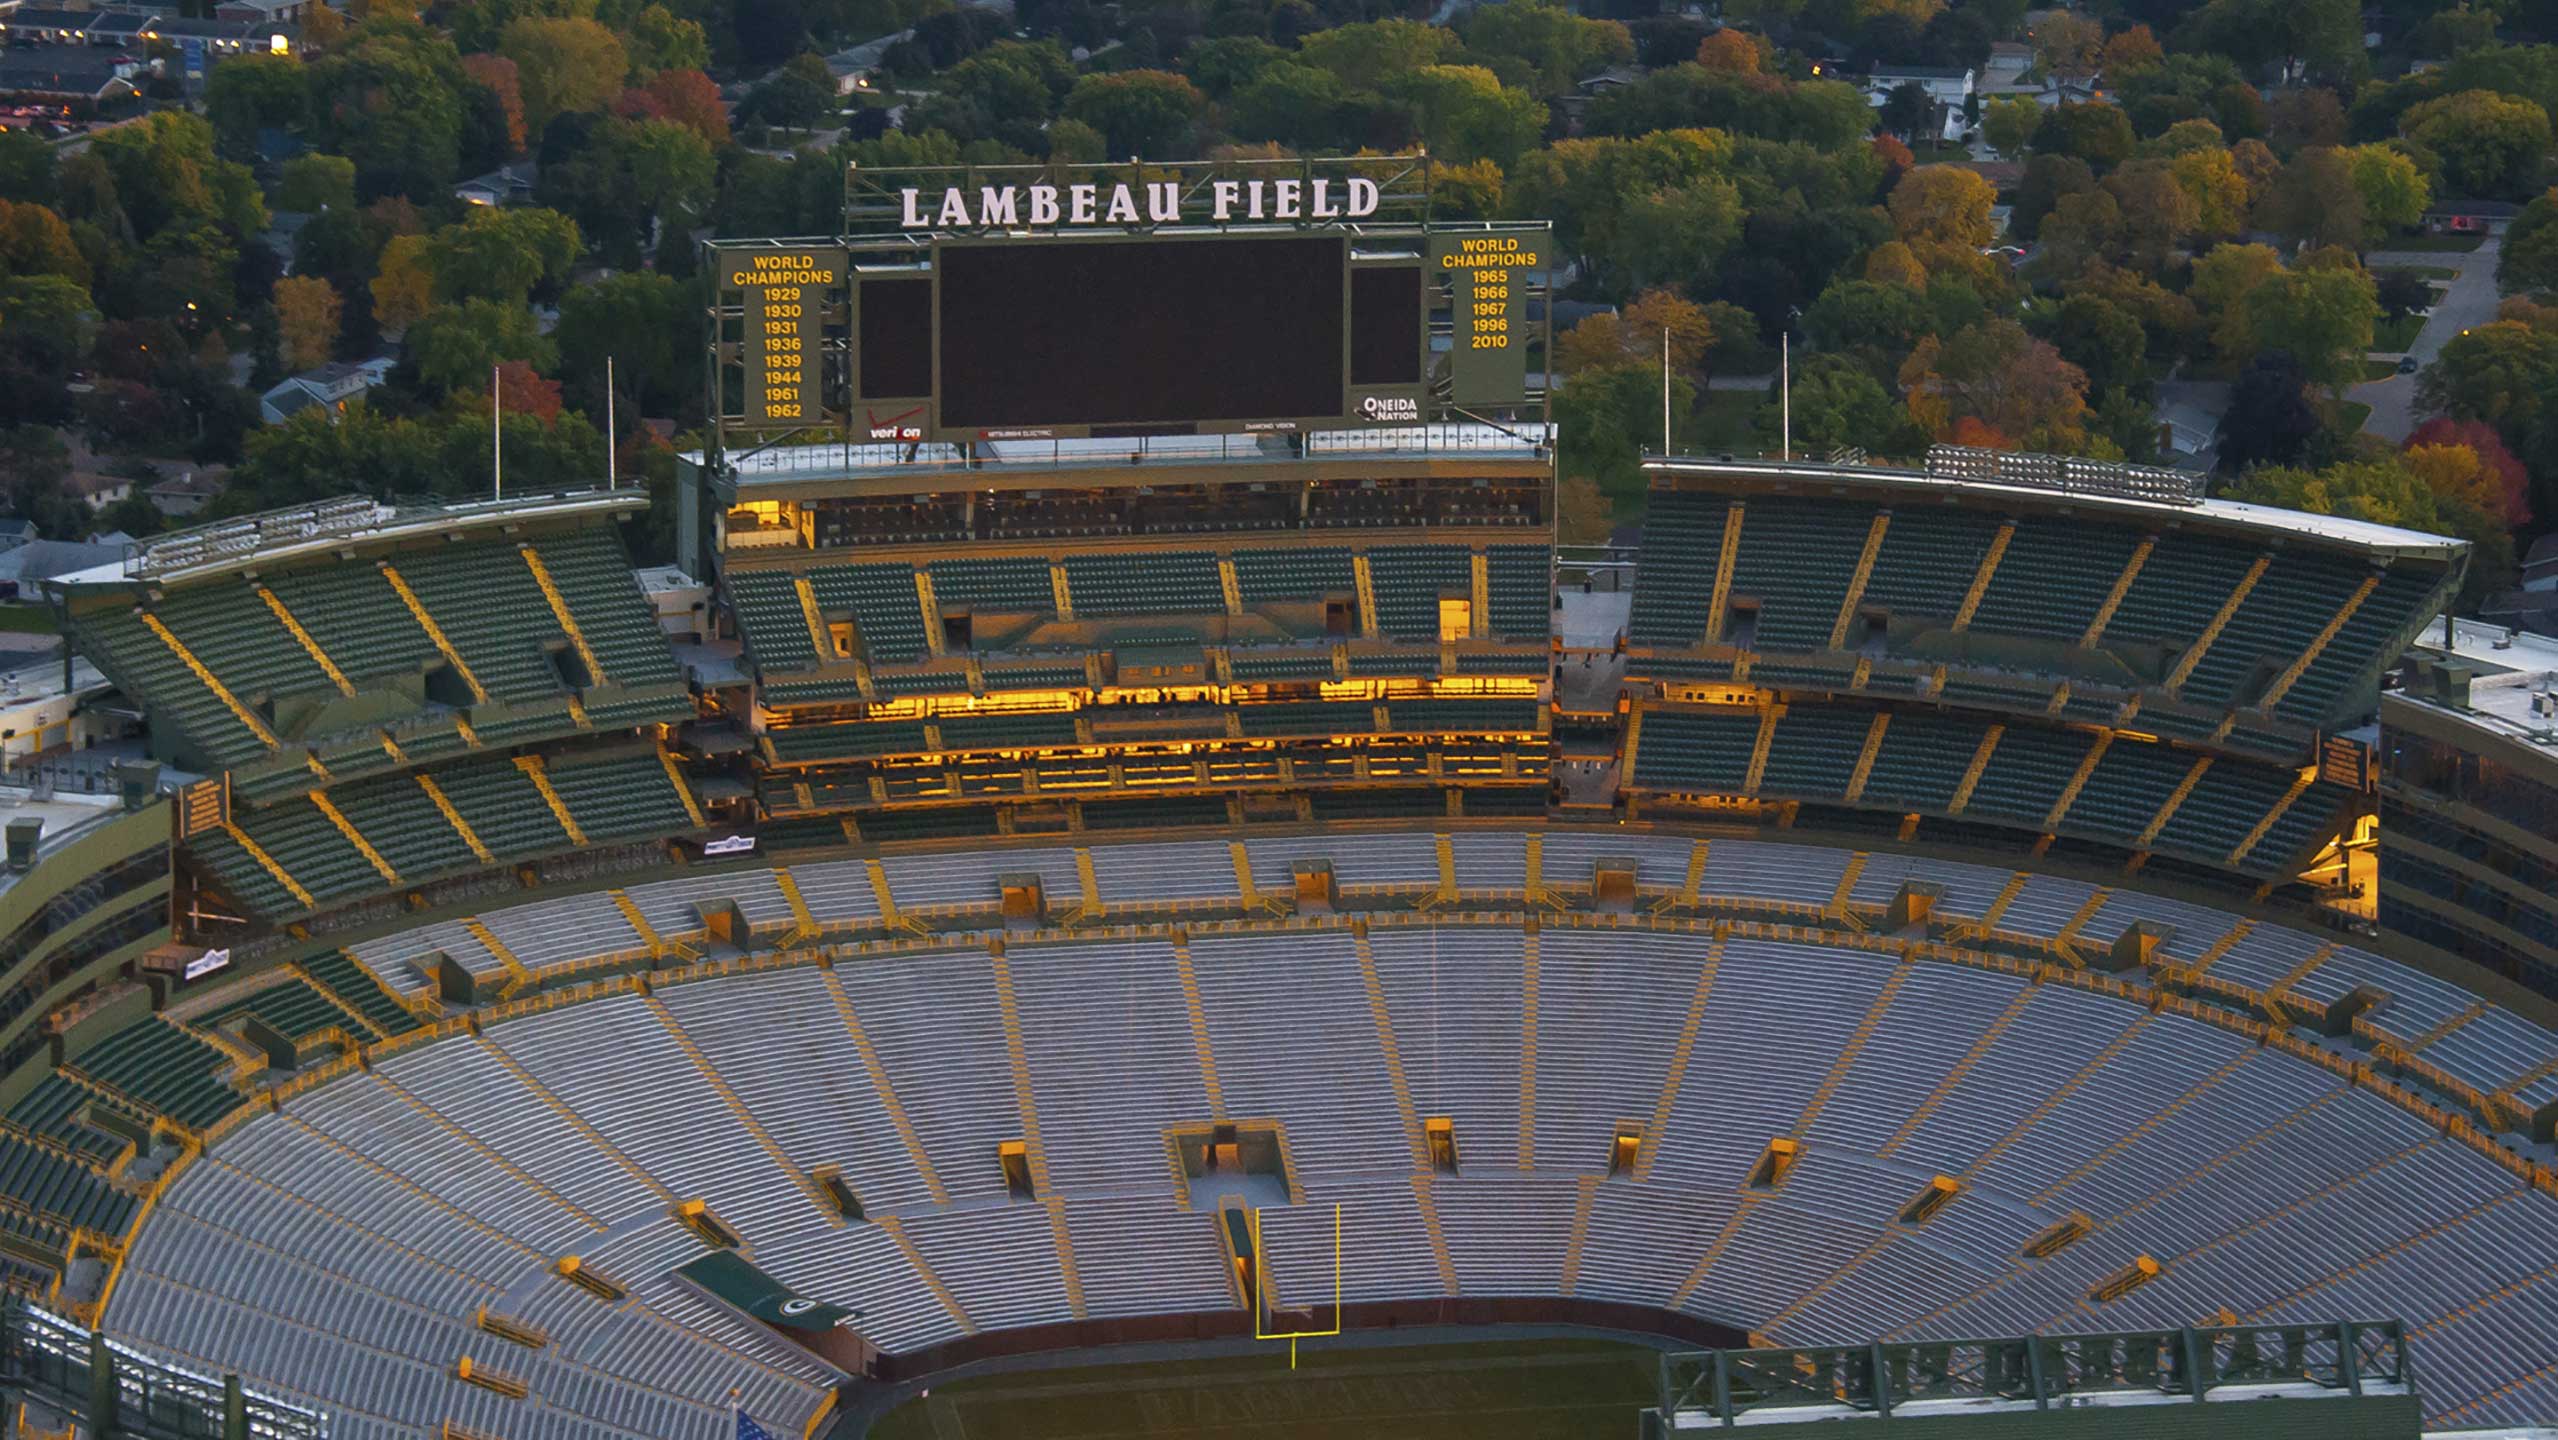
2220,455 -> 2514,600
1295,18 -> 1456,91
203,53 -> 311,158
623,119 -> 716,233
305,23 -> 475,201
1983,95 -> 2040,158
2243,264 -> 2377,387
2217,350 -> 2325,472
1864,240 -> 1929,290
500,17 -> 630,135
1693,28 -> 1766,74
640,67 -> 729,145
1899,318 -> 2090,447
2401,90 -> 2554,200
1061,70 -> 1203,158
2103,160 -> 2199,271
422,206 -> 580,305
1557,473 -> 1612,544
626,3 -> 709,75
2103,25 -> 2165,75
1888,164 -> 1998,250
1804,277 -> 1934,369
2339,144 -> 2430,243
2048,293 -> 2148,396
369,233 -> 435,334
2501,189 -> 2558,296
742,52 -> 836,130
554,271 -> 686,415
1770,353 -> 1914,456
2034,103 -> 2135,171
2404,416 -> 2532,526
0,131 -> 53,207
273,275 -> 342,370
0,202 -> 88,286
2260,147 -> 2366,251
2012,153 -> 2096,240
2031,10 -> 2104,82
1557,290 -> 1716,373
1388,65 -> 1547,167
1614,178 -> 1744,291
2375,268 -> 2434,324
1460,0 -> 1631,97
1880,81 -> 1934,141
2417,320 -> 2558,508
2169,144 -> 2252,236
1557,361 -> 1693,505
402,297 -> 555,395
2266,87 -> 2346,155
274,154 -> 357,215
461,54 -> 528,156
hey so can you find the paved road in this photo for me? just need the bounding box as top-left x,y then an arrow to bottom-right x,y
2347,238 -> 2504,443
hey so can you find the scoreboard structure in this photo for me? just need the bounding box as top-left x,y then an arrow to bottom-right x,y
705,157 -> 1552,451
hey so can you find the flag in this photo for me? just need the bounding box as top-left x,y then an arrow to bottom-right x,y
736,1409 -> 781,1440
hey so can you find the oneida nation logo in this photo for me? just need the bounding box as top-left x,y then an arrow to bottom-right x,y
1360,395 -> 1420,422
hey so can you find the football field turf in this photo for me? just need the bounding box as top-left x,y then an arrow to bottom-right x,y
864,1337 -> 1660,1439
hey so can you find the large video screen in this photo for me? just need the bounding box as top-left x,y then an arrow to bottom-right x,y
937,236 -> 1346,432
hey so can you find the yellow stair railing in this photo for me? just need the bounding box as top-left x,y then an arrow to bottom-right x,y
379,563 -> 489,704
512,757 -> 587,846
139,614 -> 277,746
257,586 -> 354,696
519,546 -> 608,686
310,793 -> 399,885
415,773 -> 494,865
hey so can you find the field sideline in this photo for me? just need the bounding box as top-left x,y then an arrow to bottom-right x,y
862,1337 -> 1661,1439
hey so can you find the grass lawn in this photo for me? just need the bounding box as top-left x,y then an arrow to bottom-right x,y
2373,314 -> 2425,352
2359,359 -> 2404,382
2334,400 -> 2375,432
2382,234 -> 2486,253
0,604 -> 57,634
867,1339 -> 1662,1440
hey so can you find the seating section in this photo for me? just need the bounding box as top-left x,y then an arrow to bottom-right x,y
1631,702 -> 2350,879
1486,545 -> 1552,639
726,569 -> 819,673
190,751 -> 700,921
808,563 -> 929,664
66,525 -> 683,781
83,838 -> 2558,1436
1234,546 -> 1353,604
1065,551 -> 1222,616
1365,546 -> 1473,641
1625,490 -> 2453,745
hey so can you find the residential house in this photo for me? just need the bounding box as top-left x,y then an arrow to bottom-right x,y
258,357 -> 393,426
454,162 -> 536,207
0,49 -> 143,110
1868,64 -> 1976,141
145,471 -> 222,520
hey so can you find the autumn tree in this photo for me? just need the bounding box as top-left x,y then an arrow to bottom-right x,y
2032,11 -> 2104,82
1558,290 -> 1716,373
2260,147 -> 2366,251
369,233 -> 434,334
273,275 -> 342,370
1557,473 -> 1612,544
2403,416 -> 2532,525
460,54 -> 527,156
1693,28 -> 1768,74
1899,318 -> 2091,448
2339,143 -> 2430,243
0,201 -> 88,286
2170,144 -> 2252,236
500,17 -> 630,135
2103,26 -> 2164,75
1888,164 -> 1999,252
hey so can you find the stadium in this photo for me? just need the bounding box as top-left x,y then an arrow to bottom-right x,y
0,157 -> 2551,1440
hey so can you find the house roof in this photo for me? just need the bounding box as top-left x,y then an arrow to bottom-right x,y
0,50 -> 139,96
2426,200 -> 2523,218
2523,532 -> 2558,574
1871,65 -> 1972,80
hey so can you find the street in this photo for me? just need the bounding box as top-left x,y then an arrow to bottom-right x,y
2346,237 -> 2505,443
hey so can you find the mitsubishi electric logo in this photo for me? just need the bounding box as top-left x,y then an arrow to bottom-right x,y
1360,395 -> 1421,422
